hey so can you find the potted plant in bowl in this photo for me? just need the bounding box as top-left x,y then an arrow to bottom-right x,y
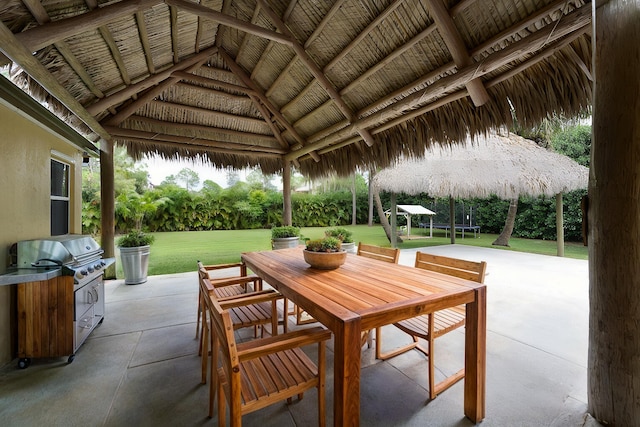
271,226 -> 301,249
303,236 -> 347,269
117,230 -> 155,285
325,227 -> 355,253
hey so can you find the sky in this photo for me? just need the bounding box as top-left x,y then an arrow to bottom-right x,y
142,155 -> 250,189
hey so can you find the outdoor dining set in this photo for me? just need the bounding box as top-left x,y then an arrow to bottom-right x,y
196,244 -> 487,426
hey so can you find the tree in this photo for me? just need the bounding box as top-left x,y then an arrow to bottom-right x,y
226,169 -> 240,187
492,198 -> 518,246
176,168 -> 200,191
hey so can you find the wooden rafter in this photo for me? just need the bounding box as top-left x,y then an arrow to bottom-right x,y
127,115 -> 279,144
258,0 -> 376,147
20,0 -> 106,100
172,70 -> 256,95
279,0 -> 404,113
0,21 -> 111,142
425,0 -> 490,107
169,5 -> 179,64
217,51 -> 292,151
148,99 -> 269,128
115,135 -> 283,159
15,0 -> 161,52
103,59 -> 210,126
298,0 -> 583,148
87,46 -> 218,115
165,0 -> 293,46
285,6 -> 592,161
135,11 -> 155,73
218,49 -> 307,148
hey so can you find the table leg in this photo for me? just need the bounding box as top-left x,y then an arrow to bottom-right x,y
332,317 -> 362,426
464,287 -> 487,422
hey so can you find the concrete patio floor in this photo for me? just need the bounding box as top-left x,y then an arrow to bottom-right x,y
0,245 -> 603,426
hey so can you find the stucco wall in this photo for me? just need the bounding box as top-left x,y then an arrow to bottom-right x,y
0,102 -> 84,367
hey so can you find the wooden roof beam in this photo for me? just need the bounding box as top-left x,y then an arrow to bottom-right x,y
165,0 -> 294,46
172,70 -> 256,95
285,6 -> 592,161
169,5 -> 180,64
104,126 -> 286,154
425,0 -> 490,107
148,99 -> 271,128
87,45 -> 218,115
134,11 -> 155,73
16,0 -> 161,52
126,115 -> 280,145
116,135 -> 283,159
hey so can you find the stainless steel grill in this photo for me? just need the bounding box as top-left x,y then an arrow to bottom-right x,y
12,235 -> 114,286
9,234 -> 114,367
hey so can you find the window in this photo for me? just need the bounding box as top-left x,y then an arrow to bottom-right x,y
51,158 -> 69,235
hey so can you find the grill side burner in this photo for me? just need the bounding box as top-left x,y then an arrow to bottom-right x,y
11,235 -> 114,368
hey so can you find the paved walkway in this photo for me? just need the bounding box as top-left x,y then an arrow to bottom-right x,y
0,245 -> 602,426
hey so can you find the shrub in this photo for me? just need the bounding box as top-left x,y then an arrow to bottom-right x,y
271,226 -> 301,239
117,230 -> 155,247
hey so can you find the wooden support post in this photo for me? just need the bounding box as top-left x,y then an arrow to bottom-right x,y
390,193 -> 397,248
588,0 -> 640,424
100,139 -> 116,279
555,193 -> 564,257
449,196 -> 456,244
282,161 -> 292,226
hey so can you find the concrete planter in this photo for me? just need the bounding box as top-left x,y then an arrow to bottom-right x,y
341,242 -> 356,254
119,245 -> 150,285
272,236 -> 300,250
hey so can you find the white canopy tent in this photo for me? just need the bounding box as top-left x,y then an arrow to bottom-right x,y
384,204 -> 436,237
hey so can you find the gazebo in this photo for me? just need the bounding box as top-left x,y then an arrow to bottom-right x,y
385,204 -> 436,238
0,0 -> 638,424
374,132 -> 589,253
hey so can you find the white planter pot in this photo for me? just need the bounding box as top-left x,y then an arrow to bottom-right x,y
119,245 -> 150,285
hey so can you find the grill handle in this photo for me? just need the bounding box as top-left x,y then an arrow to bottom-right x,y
31,258 -> 63,267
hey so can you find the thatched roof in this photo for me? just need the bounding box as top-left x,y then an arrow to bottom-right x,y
373,132 -> 589,199
0,0 -> 593,178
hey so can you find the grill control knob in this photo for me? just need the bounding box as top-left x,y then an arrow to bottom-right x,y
87,266 -> 94,273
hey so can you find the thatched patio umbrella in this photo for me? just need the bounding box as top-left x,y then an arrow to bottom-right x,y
373,132 -> 588,254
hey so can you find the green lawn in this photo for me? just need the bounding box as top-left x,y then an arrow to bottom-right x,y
115,225 -> 588,278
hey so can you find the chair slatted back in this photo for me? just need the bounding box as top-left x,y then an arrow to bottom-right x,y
414,252 -> 486,283
204,283 -> 239,391
357,243 -> 400,264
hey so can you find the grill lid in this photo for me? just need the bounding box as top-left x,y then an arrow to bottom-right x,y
15,235 -> 104,268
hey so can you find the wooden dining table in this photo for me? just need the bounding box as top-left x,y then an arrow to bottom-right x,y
241,247 -> 486,426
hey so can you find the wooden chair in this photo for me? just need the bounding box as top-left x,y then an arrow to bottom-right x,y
356,243 -> 400,347
198,275 -> 283,384
196,261 -> 262,336
196,261 -> 264,355
375,251 -> 487,399
357,242 -> 400,264
206,291 -> 331,425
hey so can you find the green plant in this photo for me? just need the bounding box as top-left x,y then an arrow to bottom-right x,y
325,227 -> 354,243
305,236 -> 342,252
117,230 -> 155,247
271,226 -> 301,239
